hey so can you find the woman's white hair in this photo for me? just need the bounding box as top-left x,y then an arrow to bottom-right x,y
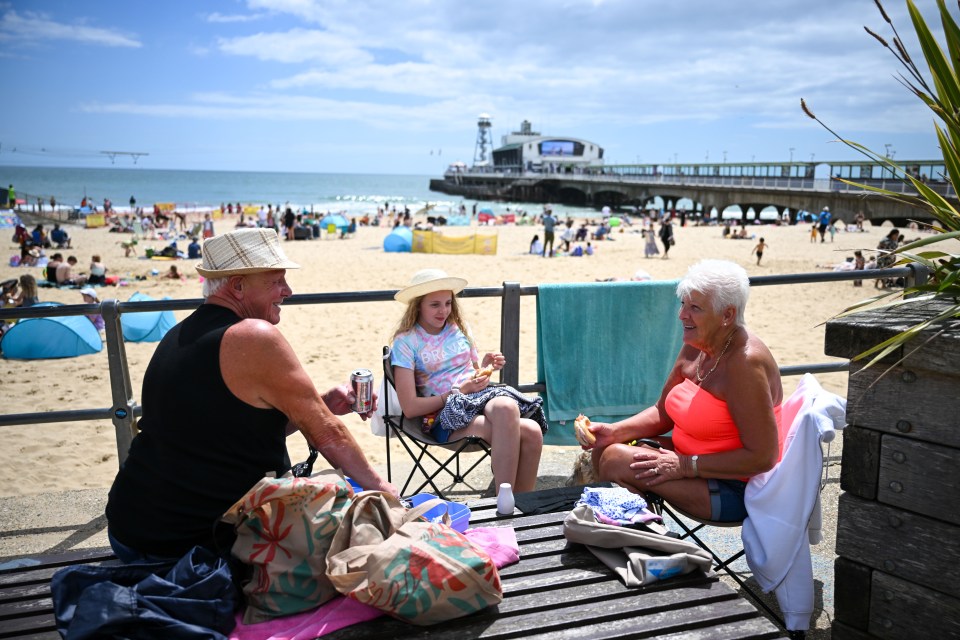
676,259 -> 750,326
202,276 -> 228,298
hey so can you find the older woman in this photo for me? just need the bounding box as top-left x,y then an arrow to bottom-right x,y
585,259 -> 782,522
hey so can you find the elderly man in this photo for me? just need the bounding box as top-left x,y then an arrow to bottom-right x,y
106,228 -> 397,562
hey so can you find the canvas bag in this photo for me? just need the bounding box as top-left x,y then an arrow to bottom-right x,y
325,491 -> 502,625
221,469 -> 353,624
563,504 -> 712,587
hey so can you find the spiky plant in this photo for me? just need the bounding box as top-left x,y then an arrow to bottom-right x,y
803,0 -> 960,368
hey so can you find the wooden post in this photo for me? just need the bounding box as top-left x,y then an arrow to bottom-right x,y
499,282 -> 521,387
102,300 -> 138,465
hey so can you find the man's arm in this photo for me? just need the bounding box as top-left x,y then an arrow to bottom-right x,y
221,319 -> 395,494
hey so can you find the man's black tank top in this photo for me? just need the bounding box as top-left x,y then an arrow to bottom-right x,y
106,304 -> 288,557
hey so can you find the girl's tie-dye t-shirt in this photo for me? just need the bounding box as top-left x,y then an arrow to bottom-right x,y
391,322 -> 478,397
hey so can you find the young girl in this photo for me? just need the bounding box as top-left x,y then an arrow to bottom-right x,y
390,269 -> 546,494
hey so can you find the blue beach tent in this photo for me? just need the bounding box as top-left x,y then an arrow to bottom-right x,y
1,303 -> 103,359
383,226 -> 412,252
319,213 -> 350,231
121,292 -> 176,342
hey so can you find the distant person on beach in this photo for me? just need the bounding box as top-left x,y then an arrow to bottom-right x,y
283,207 -> 296,240
876,229 -> 901,289
187,237 -> 202,259
853,250 -> 865,287
80,288 -> 104,331
644,227 -> 660,258
45,254 -> 63,284
50,223 -> 71,249
105,228 -> 396,562
56,256 -> 87,286
390,269 -> 546,495
202,213 -> 215,239
560,220 -> 575,252
129,195 -> 136,210
752,237 -> 768,265
529,234 -> 543,255
162,265 -> 185,281
14,275 -> 39,307
87,255 -> 107,286
659,217 -> 674,259
817,206 -> 831,243
6,184 -> 14,210
542,207 -> 557,257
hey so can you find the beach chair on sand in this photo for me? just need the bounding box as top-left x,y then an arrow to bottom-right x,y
381,346 -> 492,499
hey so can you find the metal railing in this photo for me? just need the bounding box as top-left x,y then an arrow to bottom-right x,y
0,265 -> 930,464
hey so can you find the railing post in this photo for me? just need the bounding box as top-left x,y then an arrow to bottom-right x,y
499,282 -> 521,388
102,300 -> 138,465
904,263 -> 932,294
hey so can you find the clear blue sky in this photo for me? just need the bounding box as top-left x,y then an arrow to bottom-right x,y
0,0 -> 942,174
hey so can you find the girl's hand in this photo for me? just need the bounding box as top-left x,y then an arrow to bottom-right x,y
482,352 -> 506,370
461,374 -> 490,394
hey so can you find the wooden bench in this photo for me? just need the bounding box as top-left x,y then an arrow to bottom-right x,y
0,491 -> 784,639
0,548 -> 117,639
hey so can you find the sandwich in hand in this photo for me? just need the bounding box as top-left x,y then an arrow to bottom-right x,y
574,414 -> 595,447
473,364 -> 495,380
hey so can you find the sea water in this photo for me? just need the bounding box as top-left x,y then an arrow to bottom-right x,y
0,165 -> 602,220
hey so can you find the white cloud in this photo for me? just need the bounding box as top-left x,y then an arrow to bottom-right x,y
217,28 -> 372,65
0,10 -> 140,47
206,12 -> 267,24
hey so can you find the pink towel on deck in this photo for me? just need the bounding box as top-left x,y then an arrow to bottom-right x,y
465,526 -> 520,568
229,525 -> 519,639
230,597 -> 382,640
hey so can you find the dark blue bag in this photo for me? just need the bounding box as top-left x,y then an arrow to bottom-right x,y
51,545 -> 236,639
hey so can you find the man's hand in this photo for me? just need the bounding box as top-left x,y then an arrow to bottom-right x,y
323,383 -> 378,420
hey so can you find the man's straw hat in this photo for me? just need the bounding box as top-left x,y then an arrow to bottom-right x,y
196,228 -> 300,278
394,268 -> 467,303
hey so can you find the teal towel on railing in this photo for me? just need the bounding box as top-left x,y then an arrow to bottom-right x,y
536,280 -> 683,445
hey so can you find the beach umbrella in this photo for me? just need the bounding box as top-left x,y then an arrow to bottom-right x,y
383,226 -> 413,252
319,214 -> 350,230
121,292 -> 176,342
1,303 -> 102,359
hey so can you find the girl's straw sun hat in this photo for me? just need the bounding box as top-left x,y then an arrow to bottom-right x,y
394,269 -> 467,303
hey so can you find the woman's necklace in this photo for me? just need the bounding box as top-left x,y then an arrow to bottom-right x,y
696,330 -> 735,384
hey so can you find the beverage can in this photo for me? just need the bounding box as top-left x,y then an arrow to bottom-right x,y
350,368 -> 374,414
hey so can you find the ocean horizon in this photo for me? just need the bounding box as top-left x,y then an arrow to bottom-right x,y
0,165 -> 602,220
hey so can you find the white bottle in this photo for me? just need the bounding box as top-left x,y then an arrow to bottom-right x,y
496,483 -> 515,515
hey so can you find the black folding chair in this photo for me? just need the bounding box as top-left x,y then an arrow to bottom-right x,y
381,346 -> 492,499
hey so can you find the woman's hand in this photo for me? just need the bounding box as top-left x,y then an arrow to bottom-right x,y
629,447 -> 681,486
584,421 -> 620,451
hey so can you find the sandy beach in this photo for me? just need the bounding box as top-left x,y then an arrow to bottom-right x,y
0,214 -> 893,499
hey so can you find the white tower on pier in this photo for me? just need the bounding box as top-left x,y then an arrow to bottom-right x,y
473,113 -> 493,167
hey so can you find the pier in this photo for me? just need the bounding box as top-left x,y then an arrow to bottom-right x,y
430,160 -> 954,226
